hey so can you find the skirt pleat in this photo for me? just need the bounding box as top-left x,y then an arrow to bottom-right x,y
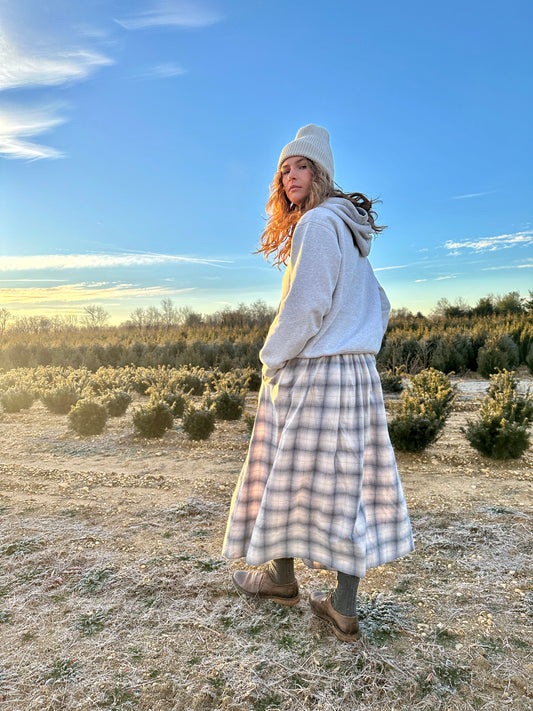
222,354 -> 413,578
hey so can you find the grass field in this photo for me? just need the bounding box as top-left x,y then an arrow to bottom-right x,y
0,380 -> 531,710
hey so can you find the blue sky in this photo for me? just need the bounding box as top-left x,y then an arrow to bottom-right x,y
1,0 -> 532,323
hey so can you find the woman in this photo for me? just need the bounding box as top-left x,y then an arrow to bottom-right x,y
222,124 -> 413,642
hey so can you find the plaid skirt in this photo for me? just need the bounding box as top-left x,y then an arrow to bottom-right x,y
222,354 -> 413,578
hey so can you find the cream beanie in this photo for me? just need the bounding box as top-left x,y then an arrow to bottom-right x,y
278,124 -> 334,180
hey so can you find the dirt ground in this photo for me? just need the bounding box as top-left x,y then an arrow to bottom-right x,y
0,374 -> 532,710
1,376 -> 530,553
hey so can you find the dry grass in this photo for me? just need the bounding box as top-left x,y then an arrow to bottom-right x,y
1,496 -> 531,710
0,383 -> 532,710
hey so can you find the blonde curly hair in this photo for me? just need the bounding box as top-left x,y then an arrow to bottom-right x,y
258,159 -> 385,267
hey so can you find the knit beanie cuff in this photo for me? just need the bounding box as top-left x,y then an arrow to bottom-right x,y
278,124 -> 334,180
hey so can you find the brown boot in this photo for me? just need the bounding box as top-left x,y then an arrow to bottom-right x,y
232,570 -> 300,606
310,591 -> 360,641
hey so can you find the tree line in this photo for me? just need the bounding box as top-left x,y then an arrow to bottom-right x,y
0,292 -> 532,376
0,299 -> 276,336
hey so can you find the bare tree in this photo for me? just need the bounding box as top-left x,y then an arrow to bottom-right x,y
11,315 -> 53,333
175,305 -> 194,325
145,306 -> 161,329
389,307 -> 415,320
53,314 -> 79,331
83,304 -> 110,329
430,298 -> 452,319
160,298 -> 177,330
128,307 -> 147,330
0,307 -> 11,336
250,299 -> 276,328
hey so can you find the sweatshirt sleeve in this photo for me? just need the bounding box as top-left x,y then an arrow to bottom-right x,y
260,216 -> 341,378
378,283 -> 391,334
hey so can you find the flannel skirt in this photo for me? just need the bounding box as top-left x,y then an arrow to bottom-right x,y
222,353 -> 413,578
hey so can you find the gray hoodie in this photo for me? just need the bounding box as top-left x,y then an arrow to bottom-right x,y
260,197 -> 390,379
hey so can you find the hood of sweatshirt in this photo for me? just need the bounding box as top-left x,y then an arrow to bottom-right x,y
322,197 -> 374,257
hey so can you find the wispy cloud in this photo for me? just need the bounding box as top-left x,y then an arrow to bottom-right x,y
0,28 -> 113,91
116,0 -> 221,30
138,63 -> 187,79
435,275 -> 456,281
0,17 -> 113,160
0,282 -> 195,305
0,103 -> 66,160
0,252 -> 232,271
0,279 -> 68,283
374,264 -> 409,272
450,190 -> 497,200
445,231 -> 533,254
482,260 -> 533,271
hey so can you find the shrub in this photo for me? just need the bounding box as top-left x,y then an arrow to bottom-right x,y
68,400 -> 108,436
40,387 -> 80,414
486,369 -> 533,422
463,369 -> 532,459
429,333 -> 475,374
477,334 -> 519,378
132,402 -> 174,438
0,388 -> 35,413
244,369 -> 262,392
409,368 -> 456,422
172,369 -> 208,396
129,369 -> 154,395
102,390 -> 132,417
217,367 -> 261,392
379,369 -> 404,393
163,392 -> 187,418
464,412 -> 529,460
211,389 -> 245,421
377,334 -> 428,373
182,406 -> 216,440
527,344 -> 533,376
388,369 -> 456,453
244,410 -> 255,434
388,413 -> 443,453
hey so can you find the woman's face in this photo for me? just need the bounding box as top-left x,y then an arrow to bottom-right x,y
281,156 -> 314,205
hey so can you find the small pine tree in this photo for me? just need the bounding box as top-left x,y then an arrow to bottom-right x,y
379,369 -> 404,393
41,387 -> 80,414
0,388 -> 35,413
409,368 -> 456,422
486,369 -> 533,423
68,400 -> 108,436
163,392 -> 187,418
132,402 -> 174,438
463,370 -> 532,459
102,390 -> 132,417
182,406 -> 216,440
477,334 -> 519,378
388,413 -> 443,453
388,369 -> 456,453
244,410 -> 255,434
172,369 -> 208,396
244,369 -> 262,392
211,389 -> 245,421
527,344 -> 533,377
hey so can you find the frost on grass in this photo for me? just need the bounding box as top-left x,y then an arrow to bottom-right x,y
165,496 -> 222,521
0,458 -> 531,710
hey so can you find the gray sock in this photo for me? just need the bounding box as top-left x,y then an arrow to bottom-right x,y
267,558 -> 295,585
331,571 -> 359,617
